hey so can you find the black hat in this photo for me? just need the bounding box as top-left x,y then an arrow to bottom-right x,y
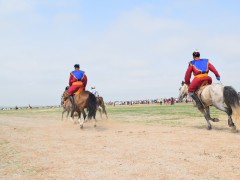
74,64 -> 80,68
192,51 -> 200,57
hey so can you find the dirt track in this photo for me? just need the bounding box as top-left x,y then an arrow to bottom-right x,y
1,114 -> 240,179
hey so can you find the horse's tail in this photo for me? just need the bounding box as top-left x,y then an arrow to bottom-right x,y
224,86 -> 240,126
87,93 -> 97,119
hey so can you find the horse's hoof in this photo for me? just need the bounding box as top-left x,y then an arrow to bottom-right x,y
80,125 -> 83,129
231,129 -> 238,133
207,126 -> 212,130
94,124 -> 97,127
213,118 -> 219,122
231,126 -> 238,133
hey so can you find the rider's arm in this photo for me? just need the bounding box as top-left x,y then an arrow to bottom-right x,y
184,63 -> 192,85
208,61 -> 220,78
69,73 -> 74,86
82,74 -> 88,89
69,73 -> 78,86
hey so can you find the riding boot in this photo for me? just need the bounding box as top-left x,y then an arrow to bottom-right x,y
69,95 -> 75,110
189,92 -> 204,110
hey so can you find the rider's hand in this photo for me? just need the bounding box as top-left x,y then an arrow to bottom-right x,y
216,76 -> 220,81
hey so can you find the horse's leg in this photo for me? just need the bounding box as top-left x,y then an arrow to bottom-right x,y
205,107 -> 219,122
79,111 -> 82,119
226,107 -> 237,132
94,113 -> 97,127
214,103 -> 237,132
73,109 -> 80,124
226,108 -> 235,127
92,108 -> 97,127
204,113 -> 212,130
199,107 -> 212,130
227,108 -> 237,131
98,107 -> 102,119
70,109 -> 75,122
79,108 -> 86,129
102,105 -> 108,119
66,110 -> 70,119
62,109 -> 67,120
227,115 -> 237,132
83,109 -> 88,122
221,105 -> 235,128
77,111 -> 82,124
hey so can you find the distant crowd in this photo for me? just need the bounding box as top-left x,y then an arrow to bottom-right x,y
3,92 -> 239,110
1,104 -> 60,111
106,97 -> 193,106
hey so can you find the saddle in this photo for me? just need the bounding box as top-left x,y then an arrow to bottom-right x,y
196,80 -> 209,106
74,87 -> 84,95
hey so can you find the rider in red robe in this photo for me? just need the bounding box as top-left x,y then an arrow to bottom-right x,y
184,51 -> 220,109
67,64 -> 88,108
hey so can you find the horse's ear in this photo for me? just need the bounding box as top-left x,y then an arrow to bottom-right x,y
65,86 -> 69,90
181,81 -> 185,86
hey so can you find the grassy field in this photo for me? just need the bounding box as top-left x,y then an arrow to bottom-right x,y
0,103 -> 226,126
1,103 -> 238,180
107,103 -> 226,126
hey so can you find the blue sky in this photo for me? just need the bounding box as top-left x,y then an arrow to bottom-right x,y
0,0 -> 240,106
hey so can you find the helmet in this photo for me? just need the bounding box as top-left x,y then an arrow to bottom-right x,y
74,64 -> 80,68
91,86 -> 95,89
192,50 -> 200,57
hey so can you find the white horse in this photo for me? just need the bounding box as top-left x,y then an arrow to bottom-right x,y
179,81 -> 240,131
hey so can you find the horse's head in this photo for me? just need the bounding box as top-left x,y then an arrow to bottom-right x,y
178,81 -> 188,102
96,96 -> 103,105
61,95 -> 64,106
65,86 -> 69,91
61,89 -> 69,103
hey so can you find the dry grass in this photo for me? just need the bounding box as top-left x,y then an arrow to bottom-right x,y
1,104 -> 240,179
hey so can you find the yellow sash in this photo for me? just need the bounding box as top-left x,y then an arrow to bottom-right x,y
72,81 -> 83,86
72,81 -> 84,95
74,87 -> 84,95
195,73 -> 208,78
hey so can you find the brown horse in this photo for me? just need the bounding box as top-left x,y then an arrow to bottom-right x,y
61,86 -> 74,120
61,97 -> 73,120
62,89 -> 97,128
97,96 -> 108,119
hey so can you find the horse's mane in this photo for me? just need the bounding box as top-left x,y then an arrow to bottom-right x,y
65,86 -> 69,90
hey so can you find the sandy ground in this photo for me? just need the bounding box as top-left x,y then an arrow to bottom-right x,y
1,114 -> 240,180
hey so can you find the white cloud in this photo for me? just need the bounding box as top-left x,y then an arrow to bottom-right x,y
53,12 -> 80,26
1,2 -> 240,106
79,7 -> 240,100
0,0 -> 34,14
